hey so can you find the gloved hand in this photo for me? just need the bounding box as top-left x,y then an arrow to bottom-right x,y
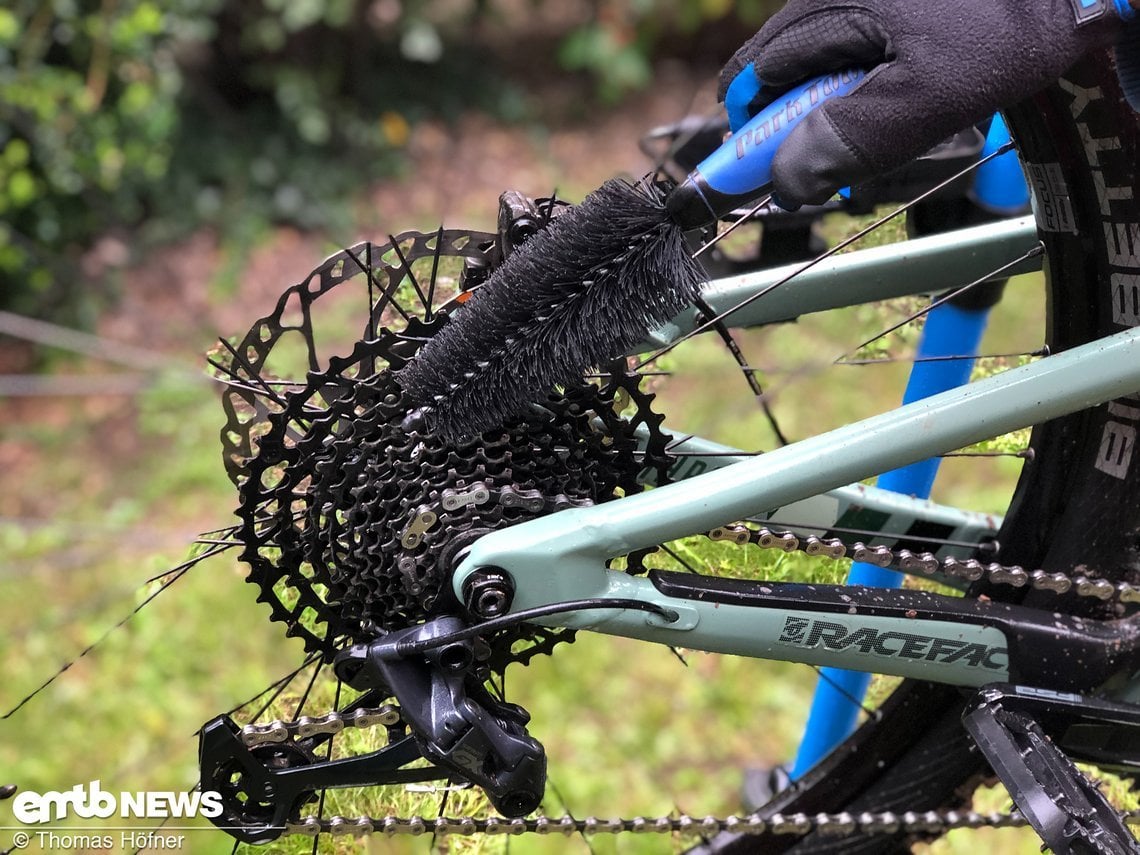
719,0 -> 1134,209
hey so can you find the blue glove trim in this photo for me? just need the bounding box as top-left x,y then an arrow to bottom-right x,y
1071,0 -> 1135,22
724,62 -> 763,132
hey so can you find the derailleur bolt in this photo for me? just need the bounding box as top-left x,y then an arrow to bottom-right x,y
463,568 -> 515,619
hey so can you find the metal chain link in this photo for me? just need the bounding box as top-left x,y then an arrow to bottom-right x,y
709,523 -> 1140,604
283,808 -> 1039,839
241,704 -> 401,748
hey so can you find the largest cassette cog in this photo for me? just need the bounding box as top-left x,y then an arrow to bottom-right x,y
217,227 -> 676,665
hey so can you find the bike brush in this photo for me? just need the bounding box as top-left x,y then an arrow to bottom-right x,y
399,70 -> 864,442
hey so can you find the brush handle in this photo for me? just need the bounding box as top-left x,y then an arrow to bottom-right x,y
667,69 -> 865,229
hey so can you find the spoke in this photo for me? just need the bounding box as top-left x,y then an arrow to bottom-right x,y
487,670 -> 507,703
130,815 -> 174,855
637,95 -> 719,182
746,517 -> 999,552
809,664 -> 882,721
539,192 -> 564,221
836,243 -> 1045,362
431,785 -> 452,851
693,294 -> 790,445
145,541 -> 233,584
635,141 -> 1017,370
387,234 -> 430,315
292,658 -> 326,720
0,309 -> 184,371
740,241 -> 1047,411
342,245 -> 413,326
635,450 -> 762,458
585,370 -> 672,379
219,652 -> 323,721
196,522 -> 245,535
3,567 -> 191,719
425,225 -> 445,319
942,448 -> 1032,459
546,777 -> 595,855
309,679 -> 343,855
207,372 -> 308,398
365,242 -> 378,343
213,337 -> 292,410
692,194 -> 773,260
669,646 -> 690,667
247,653 -> 326,724
837,347 -> 1049,367
660,543 -> 702,574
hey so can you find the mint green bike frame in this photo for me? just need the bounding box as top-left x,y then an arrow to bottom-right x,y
451,216 -> 1140,689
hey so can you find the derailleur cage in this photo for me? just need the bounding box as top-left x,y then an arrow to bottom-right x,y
198,617 -> 546,843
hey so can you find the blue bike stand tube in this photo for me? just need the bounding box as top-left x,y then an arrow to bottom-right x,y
790,298 -> 992,779
969,114 -> 1030,216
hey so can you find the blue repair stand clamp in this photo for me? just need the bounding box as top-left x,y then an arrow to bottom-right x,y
789,114 -> 1030,780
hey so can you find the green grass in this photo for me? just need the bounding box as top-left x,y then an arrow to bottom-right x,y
0,205 -> 1126,855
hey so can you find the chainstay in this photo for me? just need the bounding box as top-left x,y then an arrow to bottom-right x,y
708,522 -> 1140,604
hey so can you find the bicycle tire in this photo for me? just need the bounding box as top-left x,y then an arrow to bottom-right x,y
704,47 -> 1140,854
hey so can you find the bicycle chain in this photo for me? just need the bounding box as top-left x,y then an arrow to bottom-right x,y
282,808 -> 1037,839
237,704 -> 1044,840
707,523 -> 1140,604
239,703 -> 1034,841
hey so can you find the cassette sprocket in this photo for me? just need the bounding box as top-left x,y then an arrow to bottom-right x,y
215,223 -> 675,668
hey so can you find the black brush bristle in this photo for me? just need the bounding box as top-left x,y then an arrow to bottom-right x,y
397,178 -> 705,442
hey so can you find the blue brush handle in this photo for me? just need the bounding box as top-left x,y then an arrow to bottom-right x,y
667,69 -> 865,228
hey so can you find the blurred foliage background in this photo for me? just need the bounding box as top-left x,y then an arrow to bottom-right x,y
0,0 -> 781,326
0,3 -> 1087,853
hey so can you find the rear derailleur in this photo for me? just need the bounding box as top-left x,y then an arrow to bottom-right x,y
198,616 -> 546,844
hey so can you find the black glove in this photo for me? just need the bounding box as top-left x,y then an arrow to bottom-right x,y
719,0 -> 1132,208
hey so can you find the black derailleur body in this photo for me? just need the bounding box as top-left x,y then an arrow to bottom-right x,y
334,617 -> 547,817
460,189 -> 569,290
199,616 -> 547,843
